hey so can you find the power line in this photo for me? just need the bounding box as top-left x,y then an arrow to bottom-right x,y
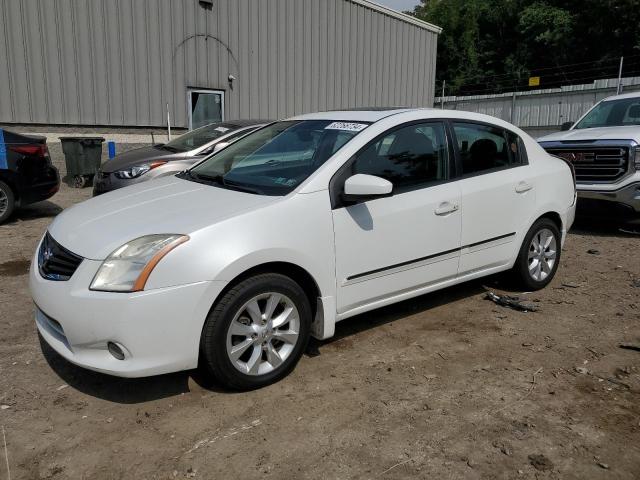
441,69 -> 640,97
435,54 -> 640,91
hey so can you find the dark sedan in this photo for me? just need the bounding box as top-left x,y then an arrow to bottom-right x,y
93,119 -> 270,195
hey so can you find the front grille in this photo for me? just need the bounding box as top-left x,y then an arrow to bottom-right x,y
545,146 -> 629,182
38,232 -> 83,281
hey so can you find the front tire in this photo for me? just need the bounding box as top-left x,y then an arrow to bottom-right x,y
200,273 -> 311,390
0,181 -> 16,224
513,218 -> 562,290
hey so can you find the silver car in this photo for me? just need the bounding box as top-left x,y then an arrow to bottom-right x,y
93,120 -> 270,195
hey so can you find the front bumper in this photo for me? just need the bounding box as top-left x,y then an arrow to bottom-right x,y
576,181 -> 640,223
30,250 -> 227,377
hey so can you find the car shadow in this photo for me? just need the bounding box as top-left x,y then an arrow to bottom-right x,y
317,279 -> 488,348
5,200 -> 63,223
38,334 -> 238,403
570,217 -> 640,238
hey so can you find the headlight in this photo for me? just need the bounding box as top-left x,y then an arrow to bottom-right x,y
114,161 -> 167,179
90,234 -> 189,292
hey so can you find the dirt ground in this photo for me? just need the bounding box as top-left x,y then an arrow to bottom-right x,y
1,151 -> 639,480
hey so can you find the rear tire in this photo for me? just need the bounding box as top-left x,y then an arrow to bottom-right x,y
200,273 -> 311,390
512,218 -> 562,290
0,181 -> 15,224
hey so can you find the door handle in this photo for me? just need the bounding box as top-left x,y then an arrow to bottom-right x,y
515,181 -> 533,193
434,202 -> 459,216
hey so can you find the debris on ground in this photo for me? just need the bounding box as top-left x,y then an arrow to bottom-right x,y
561,282 -> 580,288
528,454 -> 554,471
597,462 -> 610,469
575,366 -> 589,375
619,343 -> 640,352
587,249 -> 600,255
492,440 -> 513,456
485,291 -> 539,312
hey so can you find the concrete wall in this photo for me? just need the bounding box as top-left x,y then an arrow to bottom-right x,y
0,0 -> 440,129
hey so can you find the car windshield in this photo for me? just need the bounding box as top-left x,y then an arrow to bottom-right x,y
161,122 -> 240,152
574,97 -> 640,129
184,120 -> 368,195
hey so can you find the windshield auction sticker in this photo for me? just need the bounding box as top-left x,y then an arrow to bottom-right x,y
324,122 -> 368,132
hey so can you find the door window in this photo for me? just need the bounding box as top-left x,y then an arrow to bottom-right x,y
188,89 -> 224,130
351,122 -> 449,191
453,122 -> 523,175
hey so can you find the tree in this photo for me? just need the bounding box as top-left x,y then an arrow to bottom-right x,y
412,0 -> 640,96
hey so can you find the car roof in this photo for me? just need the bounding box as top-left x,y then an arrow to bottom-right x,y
288,108 -> 527,133
290,108 -> 416,122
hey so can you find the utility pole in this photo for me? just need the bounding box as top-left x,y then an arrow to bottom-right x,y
166,103 -> 172,141
441,80 -> 445,109
616,57 -> 624,95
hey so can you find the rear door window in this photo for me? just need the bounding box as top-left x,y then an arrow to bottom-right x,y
453,122 -> 524,175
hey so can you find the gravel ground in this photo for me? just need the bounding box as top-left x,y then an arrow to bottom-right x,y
0,150 -> 639,479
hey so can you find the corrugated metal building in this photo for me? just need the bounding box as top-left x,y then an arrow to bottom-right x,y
0,0 -> 440,130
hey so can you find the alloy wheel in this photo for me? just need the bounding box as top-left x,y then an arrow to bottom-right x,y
225,292 -> 300,376
0,189 -> 7,217
527,228 -> 557,281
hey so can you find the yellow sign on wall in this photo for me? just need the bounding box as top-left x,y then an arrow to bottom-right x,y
528,76 -> 540,87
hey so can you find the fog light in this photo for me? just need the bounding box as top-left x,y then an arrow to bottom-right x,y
107,341 -> 125,360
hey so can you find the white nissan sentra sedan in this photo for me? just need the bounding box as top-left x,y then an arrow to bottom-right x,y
30,108 -> 576,389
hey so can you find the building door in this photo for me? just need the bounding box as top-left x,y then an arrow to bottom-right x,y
187,89 -> 225,130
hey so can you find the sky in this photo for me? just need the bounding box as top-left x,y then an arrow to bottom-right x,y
374,0 -> 421,13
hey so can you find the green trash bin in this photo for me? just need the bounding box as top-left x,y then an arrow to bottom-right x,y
59,137 -> 105,188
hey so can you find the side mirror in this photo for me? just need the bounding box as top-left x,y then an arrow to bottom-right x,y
342,174 -> 393,203
561,121 -> 574,131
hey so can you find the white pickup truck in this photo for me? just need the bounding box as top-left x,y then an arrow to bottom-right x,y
538,91 -> 640,224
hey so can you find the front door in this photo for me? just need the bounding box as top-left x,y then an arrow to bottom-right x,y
332,121 -> 461,315
187,89 -> 224,130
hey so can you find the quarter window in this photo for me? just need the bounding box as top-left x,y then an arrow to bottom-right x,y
351,122 -> 449,190
453,122 -> 523,175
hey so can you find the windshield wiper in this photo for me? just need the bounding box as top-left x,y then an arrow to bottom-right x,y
223,179 -> 263,194
158,144 -> 182,152
188,171 -> 262,194
189,171 -> 225,184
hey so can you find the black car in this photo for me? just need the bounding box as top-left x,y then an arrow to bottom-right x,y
0,129 -> 60,223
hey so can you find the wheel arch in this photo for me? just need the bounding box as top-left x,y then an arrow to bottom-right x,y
209,260 -> 335,340
0,172 -> 19,201
537,211 -> 563,233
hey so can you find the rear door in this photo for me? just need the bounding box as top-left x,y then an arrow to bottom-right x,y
331,121 -> 461,314
452,122 -> 536,275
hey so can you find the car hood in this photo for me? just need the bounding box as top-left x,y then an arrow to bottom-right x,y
101,145 -> 185,172
538,126 -> 640,143
48,176 -> 280,259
